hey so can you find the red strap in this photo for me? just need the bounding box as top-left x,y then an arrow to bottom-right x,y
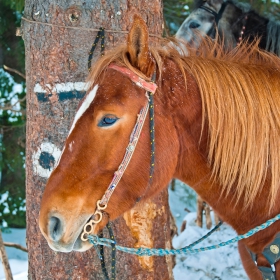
108,64 -> 157,94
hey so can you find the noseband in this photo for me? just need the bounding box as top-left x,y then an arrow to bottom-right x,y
81,64 -> 157,241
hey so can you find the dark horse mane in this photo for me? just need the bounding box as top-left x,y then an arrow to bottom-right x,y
88,38 -> 280,210
193,0 -> 280,56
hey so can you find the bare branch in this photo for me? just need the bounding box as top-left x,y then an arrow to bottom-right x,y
1,96 -> 26,111
3,65 -> 26,80
4,242 -> 28,253
0,230 -> 13,280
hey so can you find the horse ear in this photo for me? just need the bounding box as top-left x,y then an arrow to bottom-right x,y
208,0 -> 223,10
127,15 -> 155,77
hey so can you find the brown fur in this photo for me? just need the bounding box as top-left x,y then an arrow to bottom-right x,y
39,15 -> 280,278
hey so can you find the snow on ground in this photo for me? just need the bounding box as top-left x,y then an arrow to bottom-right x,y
169,182 -> 248,280
172,212 -> 248,280
2,182 -> 248,279
0,228 -> 28,280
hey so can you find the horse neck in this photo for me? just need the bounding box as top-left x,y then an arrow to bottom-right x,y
158,59 -> 280,253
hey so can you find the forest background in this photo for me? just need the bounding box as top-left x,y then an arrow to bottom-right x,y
1,0 -> 280,229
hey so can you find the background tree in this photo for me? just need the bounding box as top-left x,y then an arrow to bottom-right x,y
0,0 -> 26,229
23,0 -> 174,279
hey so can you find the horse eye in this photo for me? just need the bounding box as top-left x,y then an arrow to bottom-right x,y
189,21 -> 200,29
98,115 -> 119,127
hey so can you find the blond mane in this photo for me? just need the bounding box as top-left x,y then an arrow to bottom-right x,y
88,37 -> 280,209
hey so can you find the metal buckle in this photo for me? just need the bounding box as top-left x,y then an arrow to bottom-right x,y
81,200 -> 107,241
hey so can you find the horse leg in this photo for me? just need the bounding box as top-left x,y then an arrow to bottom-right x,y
214,212 -> 220,226
205,203 -> 212,229
197,195 -> 221,228
238,241 -> 263,280
196,195 -> 204,227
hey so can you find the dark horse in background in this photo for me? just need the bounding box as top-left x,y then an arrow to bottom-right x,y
176,0 -> 280,54
39,15 -> 280,279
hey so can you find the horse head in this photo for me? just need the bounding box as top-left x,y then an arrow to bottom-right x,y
176,0 -> 245,49
39,15 -> 179,252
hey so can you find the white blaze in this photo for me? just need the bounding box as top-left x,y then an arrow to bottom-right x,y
68,84 -> 98,136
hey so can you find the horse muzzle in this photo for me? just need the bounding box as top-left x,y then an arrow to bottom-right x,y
39,211 -> 94,252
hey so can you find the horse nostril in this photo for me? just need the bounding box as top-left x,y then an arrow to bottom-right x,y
189,21 -> 200,29
49,216 -> 63,242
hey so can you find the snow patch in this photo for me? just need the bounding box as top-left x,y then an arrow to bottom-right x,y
0,228 -> 27,280
169,184 -> 247,280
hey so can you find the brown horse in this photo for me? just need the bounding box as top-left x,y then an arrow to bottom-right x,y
39,15 -> 280,279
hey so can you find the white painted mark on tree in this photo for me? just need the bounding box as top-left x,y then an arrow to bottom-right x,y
68,84 -> 98,136
32,83 -> 96,178
32,142 -> 62,178
34,82 -> 89,93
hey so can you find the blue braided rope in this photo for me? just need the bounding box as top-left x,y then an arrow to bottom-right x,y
88,213 -> 280,257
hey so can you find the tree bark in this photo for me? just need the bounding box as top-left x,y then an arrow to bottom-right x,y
23,1 -> 174,279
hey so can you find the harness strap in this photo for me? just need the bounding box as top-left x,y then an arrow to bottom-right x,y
98,223 -> 116,280
88,27 -> 105,72
107,223 -> 116,280
258,266 -> 276,280
81,66 -> 158,241
82,65 -> 157,280
247,232 -> 280,280
87,29 -> 116,280
98,230 -> 110,280
148,72 -> 156,183
199,2 -> 228,25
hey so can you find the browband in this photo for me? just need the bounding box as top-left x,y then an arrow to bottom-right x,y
108,64 -> 157,94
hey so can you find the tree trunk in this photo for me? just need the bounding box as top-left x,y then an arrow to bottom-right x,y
23,1 -> 174,279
